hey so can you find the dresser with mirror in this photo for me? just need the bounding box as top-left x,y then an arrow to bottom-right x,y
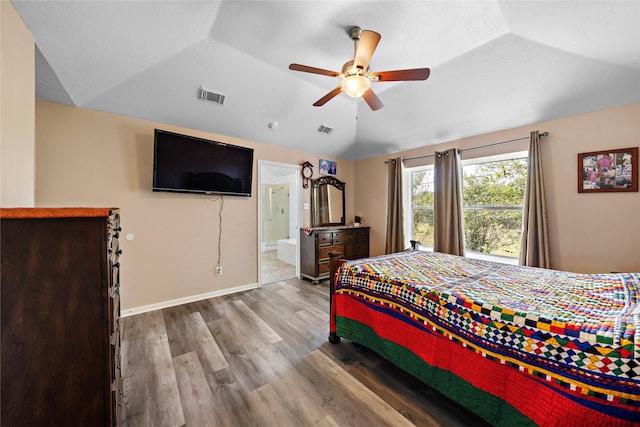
300,177 -> 369,283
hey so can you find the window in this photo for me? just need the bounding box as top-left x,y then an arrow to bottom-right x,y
406,151 -> 527,262
462,152 -> 527,261
405,166 -> 435,249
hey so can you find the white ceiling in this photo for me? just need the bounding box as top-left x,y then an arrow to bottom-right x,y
12,1 -> 640,161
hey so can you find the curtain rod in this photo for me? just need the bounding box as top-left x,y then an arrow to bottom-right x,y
385,131 -> 548,163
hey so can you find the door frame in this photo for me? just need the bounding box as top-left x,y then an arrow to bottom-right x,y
257,160 -> 301,286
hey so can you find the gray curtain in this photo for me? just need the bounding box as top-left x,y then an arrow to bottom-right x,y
385,157 -> 404,254
433,148 -> 465,256
519,131 -> 550,268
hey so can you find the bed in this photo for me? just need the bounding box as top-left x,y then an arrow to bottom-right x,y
328,250 -> 640,426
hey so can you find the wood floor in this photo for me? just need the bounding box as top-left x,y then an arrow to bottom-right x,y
121,278 -> 489,427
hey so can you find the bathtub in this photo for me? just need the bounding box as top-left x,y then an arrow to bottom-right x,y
277,238 -> 297,266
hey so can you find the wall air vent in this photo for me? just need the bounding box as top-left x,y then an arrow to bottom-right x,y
198,87 -> 226,105
317,124 -> 334,135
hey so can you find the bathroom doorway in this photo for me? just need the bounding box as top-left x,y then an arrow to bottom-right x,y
262,183 -> 290,249
258,161 -> 300,285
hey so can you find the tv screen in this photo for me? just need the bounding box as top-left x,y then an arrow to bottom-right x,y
153,129 -> 253,196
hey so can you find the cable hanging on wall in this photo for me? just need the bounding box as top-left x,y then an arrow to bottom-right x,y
202,194 -> 225,275
216,195 -> 224,274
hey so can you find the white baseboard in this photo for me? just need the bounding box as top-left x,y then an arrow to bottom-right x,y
121,282 -> 259,318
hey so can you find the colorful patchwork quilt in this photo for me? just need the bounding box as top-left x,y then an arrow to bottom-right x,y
333,251 -> 640,426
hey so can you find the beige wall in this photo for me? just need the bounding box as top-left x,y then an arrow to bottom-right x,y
355,103 -> 640,273
24,101 -> 640,312
1,2 -> 35,206
34,101 -> 354,311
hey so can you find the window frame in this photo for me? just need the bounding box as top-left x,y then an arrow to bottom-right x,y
404,150 -> 528,264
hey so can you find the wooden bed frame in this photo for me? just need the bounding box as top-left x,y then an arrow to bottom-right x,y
328,251 -> 344,344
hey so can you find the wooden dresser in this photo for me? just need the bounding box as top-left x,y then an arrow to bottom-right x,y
1,207 -> 122,427
300,226 -> 370,283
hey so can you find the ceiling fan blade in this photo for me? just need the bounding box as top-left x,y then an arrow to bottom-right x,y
289,63 -> 340,77
313,86 -> 343,106
353,30 -> 381,72
362,88 -> 384,111
371,68 -> 431,82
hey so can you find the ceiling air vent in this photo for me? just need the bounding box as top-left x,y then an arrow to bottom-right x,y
198,87 -> 226,105
317,124 -> 334,135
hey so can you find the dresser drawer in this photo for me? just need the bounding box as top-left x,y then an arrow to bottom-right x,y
112,376 -> 123,427
355,228 -> 369,241
112,263 -> 120,289
111,333 -> 121,382
109,238 -> 120,264
317,231 -> 332,245
318,244 -> 344,261
318,261 -> 331,275
111,291 -> 120,330
346,241 -> 368,258
332,230 -> 356,244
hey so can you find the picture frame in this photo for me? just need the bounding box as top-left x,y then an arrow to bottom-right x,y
578,147 -> 638,193
319,159 -> 337,176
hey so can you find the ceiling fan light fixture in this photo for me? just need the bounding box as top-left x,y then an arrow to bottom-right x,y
289,27 -> 429,110
341,75 -> 370,98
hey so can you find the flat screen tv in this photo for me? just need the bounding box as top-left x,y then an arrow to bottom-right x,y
153,129 -> 253,196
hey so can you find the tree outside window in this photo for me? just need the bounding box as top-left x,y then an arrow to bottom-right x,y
410,168 -> 435,247
407,153 -> 527,260
462,157 -> 527,258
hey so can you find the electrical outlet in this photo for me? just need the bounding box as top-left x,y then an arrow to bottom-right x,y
216,265 -> 223,276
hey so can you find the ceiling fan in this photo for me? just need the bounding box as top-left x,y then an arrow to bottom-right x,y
289,26 -> 430,111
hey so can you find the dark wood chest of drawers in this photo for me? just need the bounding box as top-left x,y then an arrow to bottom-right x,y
300,226 -> 370,282
1,208 -> 122,427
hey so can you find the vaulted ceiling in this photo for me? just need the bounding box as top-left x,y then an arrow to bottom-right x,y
12,1 -> 640,160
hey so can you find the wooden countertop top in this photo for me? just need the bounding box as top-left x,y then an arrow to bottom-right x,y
0,207 -> 119,219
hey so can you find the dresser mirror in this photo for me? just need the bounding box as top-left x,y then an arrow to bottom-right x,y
311,176 -> 345,227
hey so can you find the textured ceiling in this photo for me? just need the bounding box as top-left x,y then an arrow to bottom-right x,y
12,1 -> 640,160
